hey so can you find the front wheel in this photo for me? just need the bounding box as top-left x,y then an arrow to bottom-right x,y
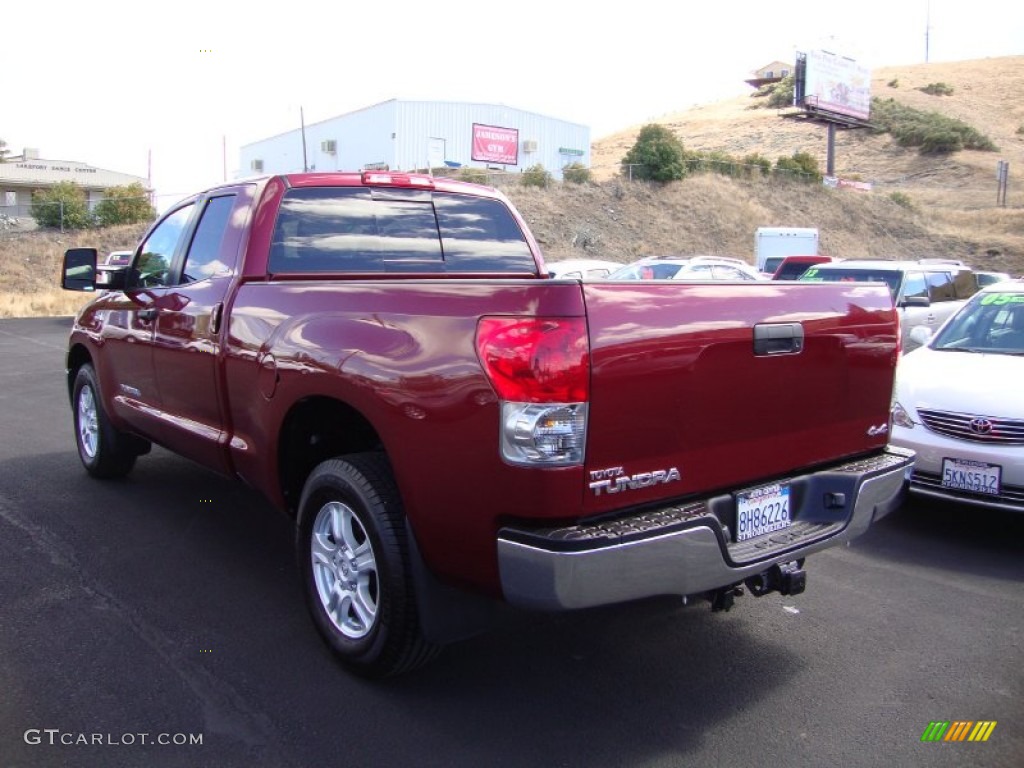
297,454 -> 439,678
72,364 -> 144,479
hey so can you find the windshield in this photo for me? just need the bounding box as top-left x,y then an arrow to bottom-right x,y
799,267 -> 902,299
931,292 -> 1024,355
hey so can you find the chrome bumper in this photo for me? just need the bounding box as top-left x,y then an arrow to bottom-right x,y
497,447 -> 914,610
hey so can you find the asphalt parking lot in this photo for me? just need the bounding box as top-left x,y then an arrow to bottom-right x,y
1,316 -> 1021,768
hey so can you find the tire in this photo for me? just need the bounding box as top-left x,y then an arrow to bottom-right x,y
72,363 -> 142,479
297,453 -> 439,678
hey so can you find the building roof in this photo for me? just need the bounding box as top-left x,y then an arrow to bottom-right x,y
0,155 -> 148,190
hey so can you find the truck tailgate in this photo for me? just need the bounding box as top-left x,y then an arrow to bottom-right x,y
581,281 -> 897,514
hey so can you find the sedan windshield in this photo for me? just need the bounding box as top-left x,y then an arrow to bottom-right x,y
931,293 -> 1024,355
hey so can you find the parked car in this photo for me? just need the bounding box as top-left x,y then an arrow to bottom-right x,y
798,259 -> 979,352
890,281 -> 1024,512
544,258 -> 622,279
608,256 -> 764,281
772,255 -> 836,280
975,270 -> 1012,287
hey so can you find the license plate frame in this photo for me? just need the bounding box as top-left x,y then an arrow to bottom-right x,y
941,458 -> 1002,496
735,482 -> 792,542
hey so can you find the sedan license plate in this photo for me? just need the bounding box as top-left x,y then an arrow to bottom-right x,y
941,458 -> 1001,496
735,482 -> 791,542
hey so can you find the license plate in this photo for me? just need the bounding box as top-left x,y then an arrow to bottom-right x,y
735,482 -> 791,542
941,458 -> 1002,496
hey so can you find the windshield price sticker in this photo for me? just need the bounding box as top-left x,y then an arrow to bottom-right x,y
941,458 -> 1001,495
735,483 -> 792,542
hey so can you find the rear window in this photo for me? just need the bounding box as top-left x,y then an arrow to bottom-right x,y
799,267 -> 902,298
268,187 -> 537,274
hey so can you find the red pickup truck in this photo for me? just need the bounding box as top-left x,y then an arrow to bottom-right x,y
61,172 -> 912,677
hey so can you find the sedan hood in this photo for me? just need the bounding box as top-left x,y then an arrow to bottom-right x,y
897,348 -> 1024,418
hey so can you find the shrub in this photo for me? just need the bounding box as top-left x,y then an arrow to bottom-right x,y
562,162 -> 591,184
742,153 -> 773,177
870,97 -> 996,153
457,167 -> 489,184
93,183 -> 155,227
774,152 -> 822,182
887,78 -> 900,88
919,82 -> 954,96
889,191 -> 913,209
30,181 -> 92,229
765,75 -> 795,109
621,124 -> 687,181
522,164 -> 552,188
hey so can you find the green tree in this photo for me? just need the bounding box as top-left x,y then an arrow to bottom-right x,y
30,181 -> 93,229
562,162 -> 591,184
522,163 -> 553,188
0,139 -> 9,163
621,124 -> 687,181
93,183 -> 156,227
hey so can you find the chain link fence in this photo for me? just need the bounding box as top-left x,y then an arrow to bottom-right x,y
0,195 -> 156,234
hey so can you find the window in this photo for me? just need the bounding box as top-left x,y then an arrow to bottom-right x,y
181,195 -> 236,284
133,204 -> 194,288
925,271 -> 956,302
901,272 -> 929,301
952,269 -> 980,298
686,264 -> 714,278
434,193 -> 535,272
268,187 -> 536,274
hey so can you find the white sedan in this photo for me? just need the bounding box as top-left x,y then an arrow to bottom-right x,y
544,259 -> 623,279
890,281 -> 1024,512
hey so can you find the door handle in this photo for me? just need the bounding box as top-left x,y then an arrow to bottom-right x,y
753,323 -> 804,356
210,302 -> 224,335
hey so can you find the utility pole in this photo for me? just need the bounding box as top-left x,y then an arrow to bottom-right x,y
300,107 -> 309,173
925,1 -> 931,62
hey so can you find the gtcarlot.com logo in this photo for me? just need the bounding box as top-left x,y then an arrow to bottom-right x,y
24,729 -> 203,747
921,721 -> 997,743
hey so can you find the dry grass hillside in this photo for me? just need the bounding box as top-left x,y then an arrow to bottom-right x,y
1,56 -> 1021,318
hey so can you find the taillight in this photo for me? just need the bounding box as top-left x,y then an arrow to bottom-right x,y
476,317 -> 589,466
475,317 -> 589,403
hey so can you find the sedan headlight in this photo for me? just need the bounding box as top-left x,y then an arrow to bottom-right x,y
891,400 -> 916,429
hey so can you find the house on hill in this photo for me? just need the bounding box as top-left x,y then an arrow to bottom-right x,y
745,61 -> 792,88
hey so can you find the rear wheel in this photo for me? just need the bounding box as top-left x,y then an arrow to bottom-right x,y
297,453 -> 439,678
72,364 -> 143,479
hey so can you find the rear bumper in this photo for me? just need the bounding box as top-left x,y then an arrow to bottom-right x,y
497,447 -> 913,610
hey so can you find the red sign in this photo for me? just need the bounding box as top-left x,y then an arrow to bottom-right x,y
472,123 -> 519,165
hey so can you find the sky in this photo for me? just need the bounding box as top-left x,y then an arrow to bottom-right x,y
3,0 -> 1021,210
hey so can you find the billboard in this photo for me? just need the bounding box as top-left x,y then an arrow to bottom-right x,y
800,50 -> 871,121
471,123 -> 519,165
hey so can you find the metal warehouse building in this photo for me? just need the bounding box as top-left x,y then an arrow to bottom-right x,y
239,99 -> 590,180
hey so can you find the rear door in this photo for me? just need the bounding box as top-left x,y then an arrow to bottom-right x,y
580,281 -> 898,514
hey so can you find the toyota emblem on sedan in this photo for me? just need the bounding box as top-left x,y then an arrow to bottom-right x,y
969,418 -> 994,435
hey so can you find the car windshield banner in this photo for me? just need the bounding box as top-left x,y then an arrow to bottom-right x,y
472,124 -> 519,165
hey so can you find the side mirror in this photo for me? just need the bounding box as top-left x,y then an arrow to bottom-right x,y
909,325 -> 933,347
901,295 -> 931,308
62,248 -> 99,292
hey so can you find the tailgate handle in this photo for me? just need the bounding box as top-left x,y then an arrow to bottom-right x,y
753,323 -> 804,356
